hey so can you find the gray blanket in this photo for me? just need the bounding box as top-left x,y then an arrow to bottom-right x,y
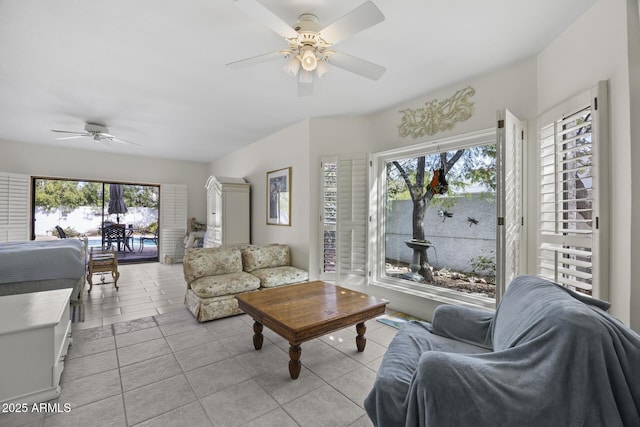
0,239 -> 85,283
365,275 -> 640,426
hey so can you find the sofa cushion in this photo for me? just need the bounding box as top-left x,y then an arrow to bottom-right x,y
190,271 -> 260,298
183,247 -> 243,285
241,244 -> 290,272
250,266 -> 309,288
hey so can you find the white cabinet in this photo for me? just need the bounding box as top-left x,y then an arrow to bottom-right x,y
0,289 -> 72,405
204,176 -> 250,247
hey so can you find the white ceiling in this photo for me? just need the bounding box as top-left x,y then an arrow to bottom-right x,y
0,0 -> 596,163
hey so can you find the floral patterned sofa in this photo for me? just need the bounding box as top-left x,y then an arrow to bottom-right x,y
183,244 -> 309,322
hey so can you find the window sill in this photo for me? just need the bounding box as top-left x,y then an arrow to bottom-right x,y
369,278 -> 496,311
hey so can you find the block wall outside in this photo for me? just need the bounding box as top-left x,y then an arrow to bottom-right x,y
385,195 -> 496,274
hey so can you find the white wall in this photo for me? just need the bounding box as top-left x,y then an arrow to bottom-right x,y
0,139 -> 210,229
208,0 -> 638,328
208,119 -> 311,271
627,0 -> 640,330
537,0 -> 634,325
367,57 -> 538,152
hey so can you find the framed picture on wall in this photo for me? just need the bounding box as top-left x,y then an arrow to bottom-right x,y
266,167 -> 291,226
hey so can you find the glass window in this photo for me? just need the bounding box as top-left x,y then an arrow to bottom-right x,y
369,130 -> 500,307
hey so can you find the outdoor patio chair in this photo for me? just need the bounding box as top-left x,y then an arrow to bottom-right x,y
55,225 -> 67,239
103,224 -> 130,252
139,229 -> 159,252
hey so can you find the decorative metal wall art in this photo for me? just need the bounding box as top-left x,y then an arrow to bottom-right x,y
398,86 -> 475,138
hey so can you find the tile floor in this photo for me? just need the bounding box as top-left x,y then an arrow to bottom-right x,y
1,262 -> 399,427
77,261 -> 189,329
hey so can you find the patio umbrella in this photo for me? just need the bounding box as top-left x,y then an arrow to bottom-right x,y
108,183 -> 127,223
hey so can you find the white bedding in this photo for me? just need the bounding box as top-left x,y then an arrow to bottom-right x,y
0,239 -> 85,283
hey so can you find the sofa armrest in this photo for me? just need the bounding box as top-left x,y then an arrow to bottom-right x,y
431,305 -> 494,350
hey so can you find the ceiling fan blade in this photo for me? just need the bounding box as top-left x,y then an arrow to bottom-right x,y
233,0 -> 298,39
110,136 -> 140,147
328,51 -> 385,80
226,51 -> 284,68
51,129 -> 87,135
96,133 -> 139,146
55,135 -> 88,140
319,1 -> 385,45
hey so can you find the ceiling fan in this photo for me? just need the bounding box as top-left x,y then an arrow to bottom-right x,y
51,123 -> 139,146
227,0 -> 386,96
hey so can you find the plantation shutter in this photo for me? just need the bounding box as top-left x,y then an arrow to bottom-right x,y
537,82 -> 609,299
320,157 -> 338,280
159,184 -> 188,263
496,109 -> 524,303
0,172 -> 29,242
337,157 -> 367,278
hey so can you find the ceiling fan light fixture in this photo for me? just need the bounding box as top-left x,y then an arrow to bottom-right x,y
283,55 -> 301,77
300,46 -> 317,71
299,69 -> 313,84
229,1 -> 387,95
315,59 -> 328,78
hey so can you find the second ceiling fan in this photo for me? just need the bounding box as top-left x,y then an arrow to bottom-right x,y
227,0 -> 386,96
51,123 -> 139,146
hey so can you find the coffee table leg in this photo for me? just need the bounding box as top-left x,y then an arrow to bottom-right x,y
356,322 -> 367,352
253,321 -> 263,350
289,343 -> 302,379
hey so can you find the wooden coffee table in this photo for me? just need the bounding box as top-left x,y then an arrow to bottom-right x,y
235,281 -> 388,379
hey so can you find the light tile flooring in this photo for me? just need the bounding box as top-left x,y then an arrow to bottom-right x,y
1,262 -> 398,427
77,261 -> 189,329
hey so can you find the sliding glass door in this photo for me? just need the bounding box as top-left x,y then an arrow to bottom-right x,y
32,178 -> 160,263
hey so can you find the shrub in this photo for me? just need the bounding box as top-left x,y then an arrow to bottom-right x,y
470,251 -> 495,276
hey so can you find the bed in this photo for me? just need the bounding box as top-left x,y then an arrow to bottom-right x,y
0,238 -> 87,302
